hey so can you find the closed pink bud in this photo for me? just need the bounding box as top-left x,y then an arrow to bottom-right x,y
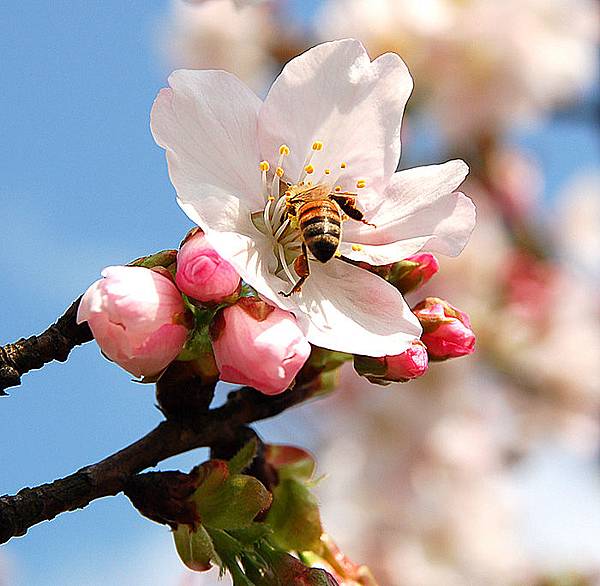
210,298 -> 311,395
176,232 -> 240,303
77,266 -> 190,377
380,252 -> 440,294
354,340 -> 428,384
412,297 -> 475,360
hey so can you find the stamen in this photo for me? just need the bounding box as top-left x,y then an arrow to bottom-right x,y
324,168 -> 331,175
279,144 -> 290,156
340,162 -> 347,169
278,244 -> 297,285
259,160 -> 270,200
334,185 -> 342,192
274,218 -> 290,241
298,139 -> 323,182
356,179 -> 366,189
273,193 -> 289,223
276,167 -> 284,177
352,244 -> 363,251
263,198 -> 273,234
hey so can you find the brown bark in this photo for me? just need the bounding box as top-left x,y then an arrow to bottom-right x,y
0,298 -> 92,394
0,375 -> 319,544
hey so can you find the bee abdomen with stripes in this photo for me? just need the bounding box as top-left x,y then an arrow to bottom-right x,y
298,199 -> 341,263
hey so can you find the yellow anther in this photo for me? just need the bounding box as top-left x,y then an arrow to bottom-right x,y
279,145 -> 290,156
352,244 -> 363,251
334,185 -> 342,192
268,196 -> 275,201
307,181 -> 313,186
324,168 -> 331,175
284,190 -> 291,197
276,166 -> 284,177
312,141 -> 324,151
356,179 -> 366,189
340,162 -> 347,169
299,181 -> 305,186
304,164 -> 314,174
259,160 -> 270,172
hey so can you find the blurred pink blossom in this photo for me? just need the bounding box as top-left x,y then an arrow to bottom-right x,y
210,297 -> 311,395
412,298 -> 475,360
77,266 -> 189,377
176,231 -> 240,303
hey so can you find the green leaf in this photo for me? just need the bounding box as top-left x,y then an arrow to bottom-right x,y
173,523 -> 220,572
200,474 -> 272,530
266,478 -> 323,552
228,438 -> 258,475
229,523 -> 272,546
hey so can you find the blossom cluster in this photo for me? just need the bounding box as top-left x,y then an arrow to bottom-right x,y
77,40 -> 476,395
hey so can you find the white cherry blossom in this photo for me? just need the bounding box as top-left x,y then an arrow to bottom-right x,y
151,39 -> 475,356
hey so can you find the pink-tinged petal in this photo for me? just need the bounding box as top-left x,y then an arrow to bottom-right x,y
200,228 -> 292,309
294,259 -> 422,356
77,266 -> 190,377
151,70 -> 264,232
341,160 -> 475,264
258,39 -> 412,185
125,324 -> 190,378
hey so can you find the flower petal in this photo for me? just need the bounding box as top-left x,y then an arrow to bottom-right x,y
258,39 -> 412,186
151,70 -> 264,232
341,160 -> 475,264
293,259 -> 422,356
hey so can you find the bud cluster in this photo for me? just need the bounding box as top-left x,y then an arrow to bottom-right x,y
78,239 -> 475,394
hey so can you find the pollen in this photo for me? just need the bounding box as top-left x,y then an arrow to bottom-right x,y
276,166 -> 284,177
340,162 -> 347,169
259,160 -> 270,172
304,164 -> 315,174
352,244 -> 363,251
356,179 -> 366,189
279,145 -> 290,156
312,141 -> 324,151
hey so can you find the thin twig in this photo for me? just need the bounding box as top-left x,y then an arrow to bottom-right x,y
0,298 -> 92,394
0,375 -> 319,544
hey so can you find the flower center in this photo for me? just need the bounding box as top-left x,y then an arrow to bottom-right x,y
250,142 -> 366,286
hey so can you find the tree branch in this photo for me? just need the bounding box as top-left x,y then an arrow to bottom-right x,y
0,298 -> 92,394
0,372 -> 319,544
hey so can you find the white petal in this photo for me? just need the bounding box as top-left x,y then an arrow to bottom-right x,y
293,259 -> 422,356
201,228 -> 297,311
258,39 -> 412,185
151,70 -> 265,232
342,160 -> 475,264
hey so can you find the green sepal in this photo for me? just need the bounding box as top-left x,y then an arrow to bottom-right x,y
266,478 -> 322,552
228,438 -> 258,475
173,523 -> 220,572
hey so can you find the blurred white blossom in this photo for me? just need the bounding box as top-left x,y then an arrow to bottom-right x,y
317,0 -> 599,142
160,0 -> 276,91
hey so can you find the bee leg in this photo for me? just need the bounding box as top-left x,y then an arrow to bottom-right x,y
280,244 -> 310,297
332,194 -> 376,228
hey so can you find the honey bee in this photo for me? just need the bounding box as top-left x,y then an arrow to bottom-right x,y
281,183 -> 375,296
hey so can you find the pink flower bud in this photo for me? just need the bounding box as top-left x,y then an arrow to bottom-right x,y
354,340 -> 428,384
77,266 -> 190,377
210,298 -> 311,395
387,253 -> 440,294
175,232 -> 240,303
412,297 -> 475,360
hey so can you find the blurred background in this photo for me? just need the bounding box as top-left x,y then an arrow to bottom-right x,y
0,0 -> 598,584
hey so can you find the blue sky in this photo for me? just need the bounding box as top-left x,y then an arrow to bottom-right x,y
0,1 -> 598,585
